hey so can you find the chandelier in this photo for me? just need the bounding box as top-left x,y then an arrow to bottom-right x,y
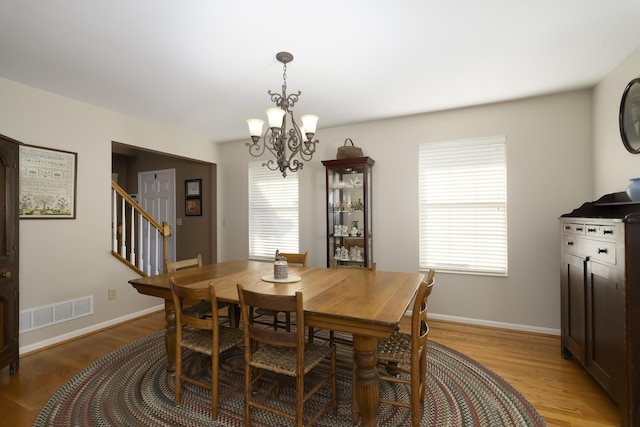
246,52 -> 319,177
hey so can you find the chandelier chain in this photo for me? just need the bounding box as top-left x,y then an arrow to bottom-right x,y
282,62 -> 287,85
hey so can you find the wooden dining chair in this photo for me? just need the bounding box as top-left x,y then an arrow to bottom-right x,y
376,269 -> 435,427
254,250 -> 309,331
237,284 -> 337,427
275,249 -> 309,266
169,277 -> 243,419
166,254 -> 202,272
168,255 -> 234,326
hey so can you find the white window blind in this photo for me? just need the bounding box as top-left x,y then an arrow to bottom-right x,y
419,136 -> 507,275
248,163 -> 299,259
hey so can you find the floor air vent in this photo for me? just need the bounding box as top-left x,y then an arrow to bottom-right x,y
19,296 -> 93,333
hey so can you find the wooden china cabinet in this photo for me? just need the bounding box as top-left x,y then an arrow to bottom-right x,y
560,192 -> 640,427
0,134 -> 20,375
322,157 -> 374,268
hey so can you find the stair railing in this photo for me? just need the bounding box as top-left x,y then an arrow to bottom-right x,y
111,181 -> 171,276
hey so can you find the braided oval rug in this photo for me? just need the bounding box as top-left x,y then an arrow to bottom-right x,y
34,331 -> 546,426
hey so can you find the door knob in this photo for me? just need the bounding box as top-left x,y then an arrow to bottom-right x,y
1,271 -> 12,279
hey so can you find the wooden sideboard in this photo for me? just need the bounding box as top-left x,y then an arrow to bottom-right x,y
560,192 -> 640,427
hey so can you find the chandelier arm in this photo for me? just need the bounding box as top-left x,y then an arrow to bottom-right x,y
297,140 -> 318,160
269,90 -> 283,106
285,92 -> 301,111
246,126 -> 278,158
261,159 -> 281,173
287,116 -> 319,162
288,159 -> 303,173
286,119 -> 302,151
246,141 -> 266,158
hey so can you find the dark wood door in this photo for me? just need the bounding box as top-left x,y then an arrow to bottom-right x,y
561,251 -> 586,363
0,134 -> 19,374
586,259 -> 623,402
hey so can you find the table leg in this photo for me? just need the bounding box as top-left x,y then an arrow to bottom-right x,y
352,334 -> 379,427
164,299 -> 176,373
228,303 -> 240,328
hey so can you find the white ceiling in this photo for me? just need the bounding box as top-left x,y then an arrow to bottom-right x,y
2,1 -> 640,143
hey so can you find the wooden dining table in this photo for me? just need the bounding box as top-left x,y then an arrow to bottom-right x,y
129,260 -> 424,427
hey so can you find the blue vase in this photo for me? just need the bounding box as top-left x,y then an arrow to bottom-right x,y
626,178 -> 640,201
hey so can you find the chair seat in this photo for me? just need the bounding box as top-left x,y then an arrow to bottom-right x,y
181,326 -> 244,355
250,342 -> 333,376
377,330 -> 424,363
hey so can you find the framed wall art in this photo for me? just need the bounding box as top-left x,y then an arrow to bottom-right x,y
185,198 -> 202,216
185,179 -> 202,198
619,77 -> 640,154
19,144 -> 77,219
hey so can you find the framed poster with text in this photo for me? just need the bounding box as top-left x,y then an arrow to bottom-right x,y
19,144 -> 77,219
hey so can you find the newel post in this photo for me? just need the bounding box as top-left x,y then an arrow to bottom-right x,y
162,221 -> 172,273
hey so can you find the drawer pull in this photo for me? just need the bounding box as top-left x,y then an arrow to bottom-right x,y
587,228 -> 596,233
566,241 -> 574,246
603,229 -> 613,235
597,248 -> 608,254
576,227 -> 583,232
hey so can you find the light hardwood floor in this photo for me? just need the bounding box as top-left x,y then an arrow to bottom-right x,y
0,311 -> 620,427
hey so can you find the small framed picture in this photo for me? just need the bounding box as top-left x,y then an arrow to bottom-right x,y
619,78 -> 640,154
185,179 -> 202,198
185,198 -> 202,216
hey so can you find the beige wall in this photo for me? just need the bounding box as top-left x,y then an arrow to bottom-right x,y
0,77 -> 220,350
220,90 -> 593,333
592,46 -> 640,197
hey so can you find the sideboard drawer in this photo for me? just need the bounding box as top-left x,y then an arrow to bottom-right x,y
585,224 -> 617,240
563,222 -> 586,235
562,234 -> 583,255
583,239 -> 616,265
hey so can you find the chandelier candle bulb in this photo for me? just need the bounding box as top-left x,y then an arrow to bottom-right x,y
266,108 -> 285,129
301,114 -> 319,135
247,119 -> 265,141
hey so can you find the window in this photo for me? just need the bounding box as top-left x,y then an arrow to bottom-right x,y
248,162 -> 299,259
419,136 -> 507,275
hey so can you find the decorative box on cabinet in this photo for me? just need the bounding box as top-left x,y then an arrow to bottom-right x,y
560,192 -> 640,427
322,157 -> 374,268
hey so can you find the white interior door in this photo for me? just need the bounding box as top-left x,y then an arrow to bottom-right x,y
138,169 -> 176,274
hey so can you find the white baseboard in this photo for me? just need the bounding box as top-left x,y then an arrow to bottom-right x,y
19,305 -> 560,355
19,304 -> 164,355
428,312 -> 561,336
